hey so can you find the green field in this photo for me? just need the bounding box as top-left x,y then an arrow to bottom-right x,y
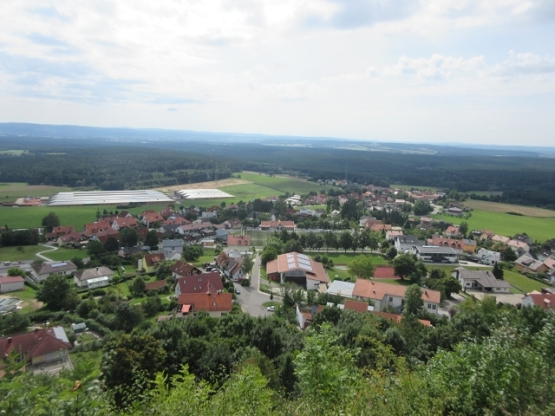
502,269 -> 546,294
0,245 -> 46,262
184,172 -> 333,208
46,247 -> 89,262
0,203 -> 170,230
432,209 -> 555,242
0,182 -> 70,200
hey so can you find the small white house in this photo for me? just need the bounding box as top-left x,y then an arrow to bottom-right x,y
0,276 -> 25,293
477,248 -> 501,265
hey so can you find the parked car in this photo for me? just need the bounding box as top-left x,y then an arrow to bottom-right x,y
235,288 -> 241,295
266,306 -> 275,312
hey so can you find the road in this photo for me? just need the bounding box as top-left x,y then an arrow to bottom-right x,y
36,244 -> 58,261
233,254 -> 274,317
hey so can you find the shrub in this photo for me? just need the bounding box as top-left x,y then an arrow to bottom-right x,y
92,289 -> 107,297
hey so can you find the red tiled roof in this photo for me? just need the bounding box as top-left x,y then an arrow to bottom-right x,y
0,328 -> 71,360
344,299 -> 369,313
52,226 -> 76,235
259,220 -> 296,229
353,279 -> 441,304
371,311 -> 432,327
171,261 -> 202,277
144,253 -> 166,267
114,217 -> 138,228
176,271 -> 224,295
227,235 -> 251,246
178,292 -> 232,312
525,293 -> 555,310
270,252 -> 329,283
0,275 -> 25,284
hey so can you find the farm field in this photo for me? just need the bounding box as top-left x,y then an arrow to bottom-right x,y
464,199 -> 555,217
0,203 -> 169,230
432,209 -> 555,242
0,182 -> 70,200
391,184 -> 441,191
180,171 -> 333,208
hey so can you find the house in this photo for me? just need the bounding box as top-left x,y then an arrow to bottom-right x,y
142,211 -> 164,227
223,219 -> 242,229
476,248 -> 501,265
521,293 -> 555,312
57,232 -> 88,247
513,233 -> 534,246
266,252 -> 329,290
514,254 -> 549,274
144,280 -> 168,292
326,280 -> 355,298
111,217 -> 138,230
215,229 -> 229,241
445,226 -> 461,237
174,271 -> 224,298
259,220 -> 296,231
491,235 -> 510,245
118,246 -> 143,258
83,219 -> 112,236
509,240 -> 530,255
427,236 -> 476,254
139,253 -> 166,274
73,267 -> 114,288
386,230 -> 403,240
394,235 -> 425,253
352,279 -> 441,314
226,257 -> 245,281
227,234 -> 251,247
411,246 -> 458,263
0,275 -> 25,293
344,299 -> 373,313
160,239 -> 184,255
31,261 -> 78,283
452,267 -> 511,293
0,327 -> 71,367
544,258 -> 555,272
446,207 -> 463,216
177,292 -> 232,317
46,225 -> 77,240
171,260 -> 203,280
370,223 -> 392,232
371,311 -> 432,327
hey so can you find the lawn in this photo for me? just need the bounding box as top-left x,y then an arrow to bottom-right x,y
46,247 -> 89,262
502,269 -> 546,294
0,245 -> 46,262
432,209 -> 555,242
327,253 -> 389,281
464,200 -> 555,218
0,203 -> 170,230
0,182 -> 70,200
192,248 -> 217,267
13,285 -> 40,314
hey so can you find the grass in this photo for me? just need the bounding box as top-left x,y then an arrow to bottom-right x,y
0,182 -> 69,200
12,285 -> 40,314
46,248 -> 89,262
262,301 -> 280,308
0,203 -> 170,230
326,253 -> 389,281
432,209 -> 555,242
464,200 -> 555,218
0,245 -> 46,262
391,184 -> 442,191
502,269 -> 546,294
192,249 -> 217,267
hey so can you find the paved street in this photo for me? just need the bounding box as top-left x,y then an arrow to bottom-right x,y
234,254 -> 274,317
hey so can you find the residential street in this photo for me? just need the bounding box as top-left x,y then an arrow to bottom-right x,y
234,254 -> 274,317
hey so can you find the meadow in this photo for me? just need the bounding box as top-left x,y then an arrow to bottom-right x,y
0,203 -> 170,230
0,182 -> 70,200
463,199 -> 555,217
432,209 -> 555,242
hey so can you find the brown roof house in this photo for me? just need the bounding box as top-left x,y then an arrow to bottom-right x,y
0,275 -> 25,293
266,252 -> 329,291
74,266 -> 115,289
515,254 -> 549,274
259,220 -> 296,231
353,279 -> 441,315
31,261 -> 78,283
227,234 -> 251,247
139,253 -> 166,274
522,293 -> 555,312
171,260 -> 202,280
177,292 -> 232,318
174,271 -> 224,298
0,327 -> 71,369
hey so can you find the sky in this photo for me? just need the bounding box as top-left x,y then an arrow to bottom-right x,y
0,1 -> 554,146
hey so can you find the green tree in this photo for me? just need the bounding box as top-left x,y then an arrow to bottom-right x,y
261,246 -> 278,266
385,246 -> 398,260
145,230 -> 159,247
7,267 -> 26,277
87,240 -> 106,258
459,221 -> 469,236
0,311 -> 29,335
114,302 -> 144,332
241,254 -> 254,276
129,276 -> 146,297
413,201 -> 433,216
104,236 -> 119,252
41,212 -> 60,232
501,246 -> 517,262
347,255 -> 376,280
339,231 -> 353,253
403,284 -> 423,316
324,232 -> 338,252
182,245 -> 203,261
36,274 -> 72,311
143,295 -> 163,317
264,237 -> 284,254
284,239 -> 303,254
121,227 -> 139,248
492,261 -> 504,279
393,253 -> 418,280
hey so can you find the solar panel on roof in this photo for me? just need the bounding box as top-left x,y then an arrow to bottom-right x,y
51,262 -> 67,267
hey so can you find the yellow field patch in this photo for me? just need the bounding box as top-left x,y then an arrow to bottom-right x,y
464,199 -> 555,218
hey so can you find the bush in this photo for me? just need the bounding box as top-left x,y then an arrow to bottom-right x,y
85,318 -> 111,337
241,279 -> 251,287
91,289 -> 107,297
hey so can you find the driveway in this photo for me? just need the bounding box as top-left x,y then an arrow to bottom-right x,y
36,244 -> 58,261
233,255 -> 274,317
471,291 -> 524,306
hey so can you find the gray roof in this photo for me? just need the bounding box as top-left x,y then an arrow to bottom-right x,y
327,280 -> 355,298
162,239 -> 184,248
33,261 -> 78,275
74,266 -> 115,282
396,235 -> 425,245
416,246 -> 458,254
455,268 -> 511,289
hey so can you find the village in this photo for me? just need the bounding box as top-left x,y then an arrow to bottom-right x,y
1,180 -> 555,375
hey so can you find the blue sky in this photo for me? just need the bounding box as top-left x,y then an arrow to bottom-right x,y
0,1 -> 554,145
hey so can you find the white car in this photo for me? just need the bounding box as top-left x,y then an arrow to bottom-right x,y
266,306 -> 275,312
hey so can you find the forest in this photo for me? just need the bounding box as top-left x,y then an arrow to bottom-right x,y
1,133 -> 555,208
